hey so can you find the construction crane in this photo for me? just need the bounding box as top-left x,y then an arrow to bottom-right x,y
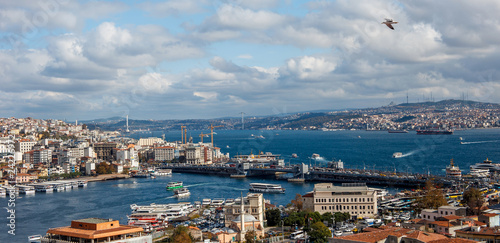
181,126 -> 186,144
210,124 -> 223,147
199,132 -> 210,143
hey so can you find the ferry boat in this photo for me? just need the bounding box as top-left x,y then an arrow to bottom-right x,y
312,153 -> 320,159
212,198 -> 225,206
31,183 -> 54,193
445,159 -> 462,178
166,181 -> 183,190
416,129 -> 453,135
77,180 -> 87,187
470,158 -> 500,172
151,169 -> 172,176
202,198 -> 211,206
291,153 -> 298,158
174,188 -> 190,198
16,185 -> 36,195
392,152 -> 403,158
469,168 -> 489,178
249,183 -> 285,193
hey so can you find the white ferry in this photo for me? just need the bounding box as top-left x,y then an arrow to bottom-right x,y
249,183 -> 285,193
151,169 -> 172,176
392,152 -> 403,158
212,198 -> 225,206
174,188 -> 190,198
16,185 -> 36,195
30,183 -> 54,193
202,198 -> 211,206
77,180 -> 88,187
166,181 -> 183,190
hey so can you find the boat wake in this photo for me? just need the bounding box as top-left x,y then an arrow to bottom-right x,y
313,156 -> 328,162
165,195 -> 176,199
461,140 -> 499,145
184,182 -> 218,188
396,149 -> 423,158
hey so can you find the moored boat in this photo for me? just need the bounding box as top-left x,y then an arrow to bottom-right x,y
388,130 -> 408,133
249,183 -> 285,193
166,181 -> 183,190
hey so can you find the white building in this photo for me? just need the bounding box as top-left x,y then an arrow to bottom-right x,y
421,205 -> 467,221
137,137 -> 164,147
15,140 -> 37,153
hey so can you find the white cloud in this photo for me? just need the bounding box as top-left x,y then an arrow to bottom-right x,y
282,56 -> 337,80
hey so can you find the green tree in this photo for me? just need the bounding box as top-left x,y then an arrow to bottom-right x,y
462,187 -> 484,215
122,167 -> 129,175
416,180 -> 448,211
309,222 -> 331,243
291,193 -> 303,211
334,212 -> 350,223
170,225 -> 193,243
245,230 -> 257,243
265,208 -> 281,226
284,212 -> 305,228
321,212 -> 334,226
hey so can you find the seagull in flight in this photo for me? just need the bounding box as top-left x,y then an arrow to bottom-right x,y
382,18 -> 398,30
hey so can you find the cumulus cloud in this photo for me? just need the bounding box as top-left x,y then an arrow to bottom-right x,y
2,0 -> 500,119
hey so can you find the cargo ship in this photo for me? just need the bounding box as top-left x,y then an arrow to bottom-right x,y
416,129 -> 453,135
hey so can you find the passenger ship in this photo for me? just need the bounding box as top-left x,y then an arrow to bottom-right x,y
249,183 -> 285,193
174,188 -> 190,198
166,181 -> 183,190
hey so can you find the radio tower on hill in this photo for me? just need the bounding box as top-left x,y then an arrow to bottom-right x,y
240,112 -> 245,130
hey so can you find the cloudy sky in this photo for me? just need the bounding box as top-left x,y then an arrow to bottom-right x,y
1,0 -> 499,120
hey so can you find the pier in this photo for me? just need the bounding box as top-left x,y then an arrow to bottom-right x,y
159,163 -> 455,188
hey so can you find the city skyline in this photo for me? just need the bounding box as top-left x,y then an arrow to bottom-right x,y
1,0 -> 499,120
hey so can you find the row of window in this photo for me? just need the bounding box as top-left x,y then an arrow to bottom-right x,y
318,206 -> 375,215
319,205 -> 374,211
315,197 -> 373,203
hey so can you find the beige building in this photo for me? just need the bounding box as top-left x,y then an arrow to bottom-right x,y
154,146 -> 175,161
225,193 -> 265,228
303,183 -> 377,218
137,137 -> 163,147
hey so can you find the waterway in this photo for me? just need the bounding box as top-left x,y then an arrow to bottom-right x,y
1,129 -> 499,242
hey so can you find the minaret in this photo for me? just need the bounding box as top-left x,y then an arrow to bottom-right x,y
240,193 -> 245,242
126,115 -> 130,132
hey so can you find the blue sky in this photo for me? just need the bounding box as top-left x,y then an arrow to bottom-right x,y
1,0 -> 499,120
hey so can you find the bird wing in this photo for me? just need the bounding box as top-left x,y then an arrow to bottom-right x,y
385,23 -> 394,30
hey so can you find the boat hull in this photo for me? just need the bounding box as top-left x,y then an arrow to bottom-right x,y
416,130 -> 453,135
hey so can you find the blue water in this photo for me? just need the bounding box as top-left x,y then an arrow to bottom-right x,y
1,129 -> 500,242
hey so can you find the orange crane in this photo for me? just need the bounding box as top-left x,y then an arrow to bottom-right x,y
199,132 -> 210,143
181,126 -> 186,144
210,124 -> 223,147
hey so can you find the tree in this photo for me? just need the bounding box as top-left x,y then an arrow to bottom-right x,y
321,212 -> 334,226
170,225 -> 193,243
462,187 -> 484,215
284,212 -> 305,228
245,230 -> 257,243
122,167 -> 129,175
291,193 -> 303,211
334,212 -> 350,223
416,180 -> 447,212
309,222 -> 331,243
265,208 -> 281,226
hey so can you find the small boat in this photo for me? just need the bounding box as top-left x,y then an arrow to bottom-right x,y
133,172 -> 150,178
392,152 -> 403,158
166,182 -> 183,190
202,198 -> 211,206
291,153 -> 298,158
151,175 -> 156,179
249,183 -> 285,193
312,153 -> 320,159
174,188 -> 190,198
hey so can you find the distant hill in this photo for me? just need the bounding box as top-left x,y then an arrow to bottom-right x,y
84,99 -> 499,131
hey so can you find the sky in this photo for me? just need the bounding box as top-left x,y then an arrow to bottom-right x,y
1,0 -> 500,120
